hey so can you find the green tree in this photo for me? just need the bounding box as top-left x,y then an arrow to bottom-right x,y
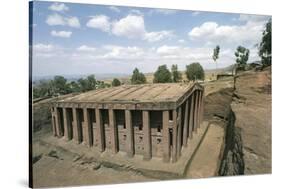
153,65 -> 172,83
112,78 -> 121,87
96,80 -> 110,89
212,45 -> 220,71
235,46 -> 250,69
171,64 -> 182,82
185,62 -> 205,81
87,74 -> 96,90
259,19 -> 271,66
53,76 -> 67,95
131,68 -> 147,84
68,81 -> 80,93
77,78 -> 89,92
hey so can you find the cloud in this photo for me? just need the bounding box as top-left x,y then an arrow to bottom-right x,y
33,43 -> 54,52
156,45 -> 180,55
151,9 -> 178,15
77,45 -> 96,52
111,15 -> 146,38
67,17 -> 80,28
108,6 -> 120,13
111,14 -> 174,42
48,3 -> 69,12
101,45 -> 144,59
85,14 -> 173,42
144,31 -> 174,42
46,14 -> 80,28
86,15 -> 111,32
239,14 -> 269,23
33,42 -> 262,76
178,39 -> 185,43
188,16 -> 268,45
191,11 -> 200,16
51,30 -> 72,38
129,9 -> 143,16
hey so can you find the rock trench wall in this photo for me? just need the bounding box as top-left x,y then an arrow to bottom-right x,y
218,109 -> 244,175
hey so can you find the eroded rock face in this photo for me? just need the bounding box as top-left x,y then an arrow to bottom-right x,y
219,67 -> 271,175
219,110 -> 244,176
231,68 -> 272,175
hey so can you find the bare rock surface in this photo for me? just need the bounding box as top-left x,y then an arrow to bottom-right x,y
231,68 -> 272,174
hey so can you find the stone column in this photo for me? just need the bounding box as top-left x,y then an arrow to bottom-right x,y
200,90 -> 205,124
63,108 -> 71,140
95,108 -> 105,152
182,100 -> 189,147
143,110 -> 152,160
125,110 -> 134,157
194,90 -> 199,133
109,109 -> 118,153
176,107 -> 182,159
162,110 -> 170,162
197,91 -> 202,129
171,109 -> 178,163
72,108 -> 81,143
83,108 -> 92,147
54,107 -> 63,137
51,108 -> 57,136
188,93 -> 195,139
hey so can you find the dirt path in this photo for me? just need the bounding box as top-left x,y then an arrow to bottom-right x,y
32,139 -> 155,188
185,123 -> 225,178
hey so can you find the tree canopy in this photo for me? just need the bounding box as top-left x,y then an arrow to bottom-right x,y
212,45 -> 220,63
171,64 -> 182,83
185,62 -> 205,81
235,46 -> 250,68
131,68 -> 147,84
52,76 -> 68,95
153,65 -> 172,83
112,78 -> 121,87
259,19 -> 272,66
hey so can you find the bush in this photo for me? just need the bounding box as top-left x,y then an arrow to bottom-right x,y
131,68 -> 147,84
185,62 -> 205,81
153,65 -> 172,83
112,78 -> 121,87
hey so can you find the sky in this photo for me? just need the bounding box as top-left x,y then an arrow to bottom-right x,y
31,1 -> 271,77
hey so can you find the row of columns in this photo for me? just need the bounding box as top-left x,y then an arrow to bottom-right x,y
51,107 -> 153,159
51,88 -> 204,163
162,89 -> 204,163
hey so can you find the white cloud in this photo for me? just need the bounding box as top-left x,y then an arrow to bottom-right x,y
156,45 -> 180,55
191,11 -> 200,16
85,14 -> 174,42
178,39 -> 185,43
108,6 -> 120,13
152,9 -> 178,15
129,9 -> 143,16
33,43 -> 54,52
144,31 -> 174,42
239,14 -> 269,23
67,17 -> 80,28
188,18 -> 267,45
46,14 -> 65,26
86,15 -> 111,32
46,14 -> 80,28
101,45 -> 144,59
111,14 -> 174,42
51,30 -> 72,38
77,45 -> 96,52
48,3 -> 69,12
112,15 -> 146,38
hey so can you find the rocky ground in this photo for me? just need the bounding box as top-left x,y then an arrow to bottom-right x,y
231,68 -> 272,174
31,67 -> 272,187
